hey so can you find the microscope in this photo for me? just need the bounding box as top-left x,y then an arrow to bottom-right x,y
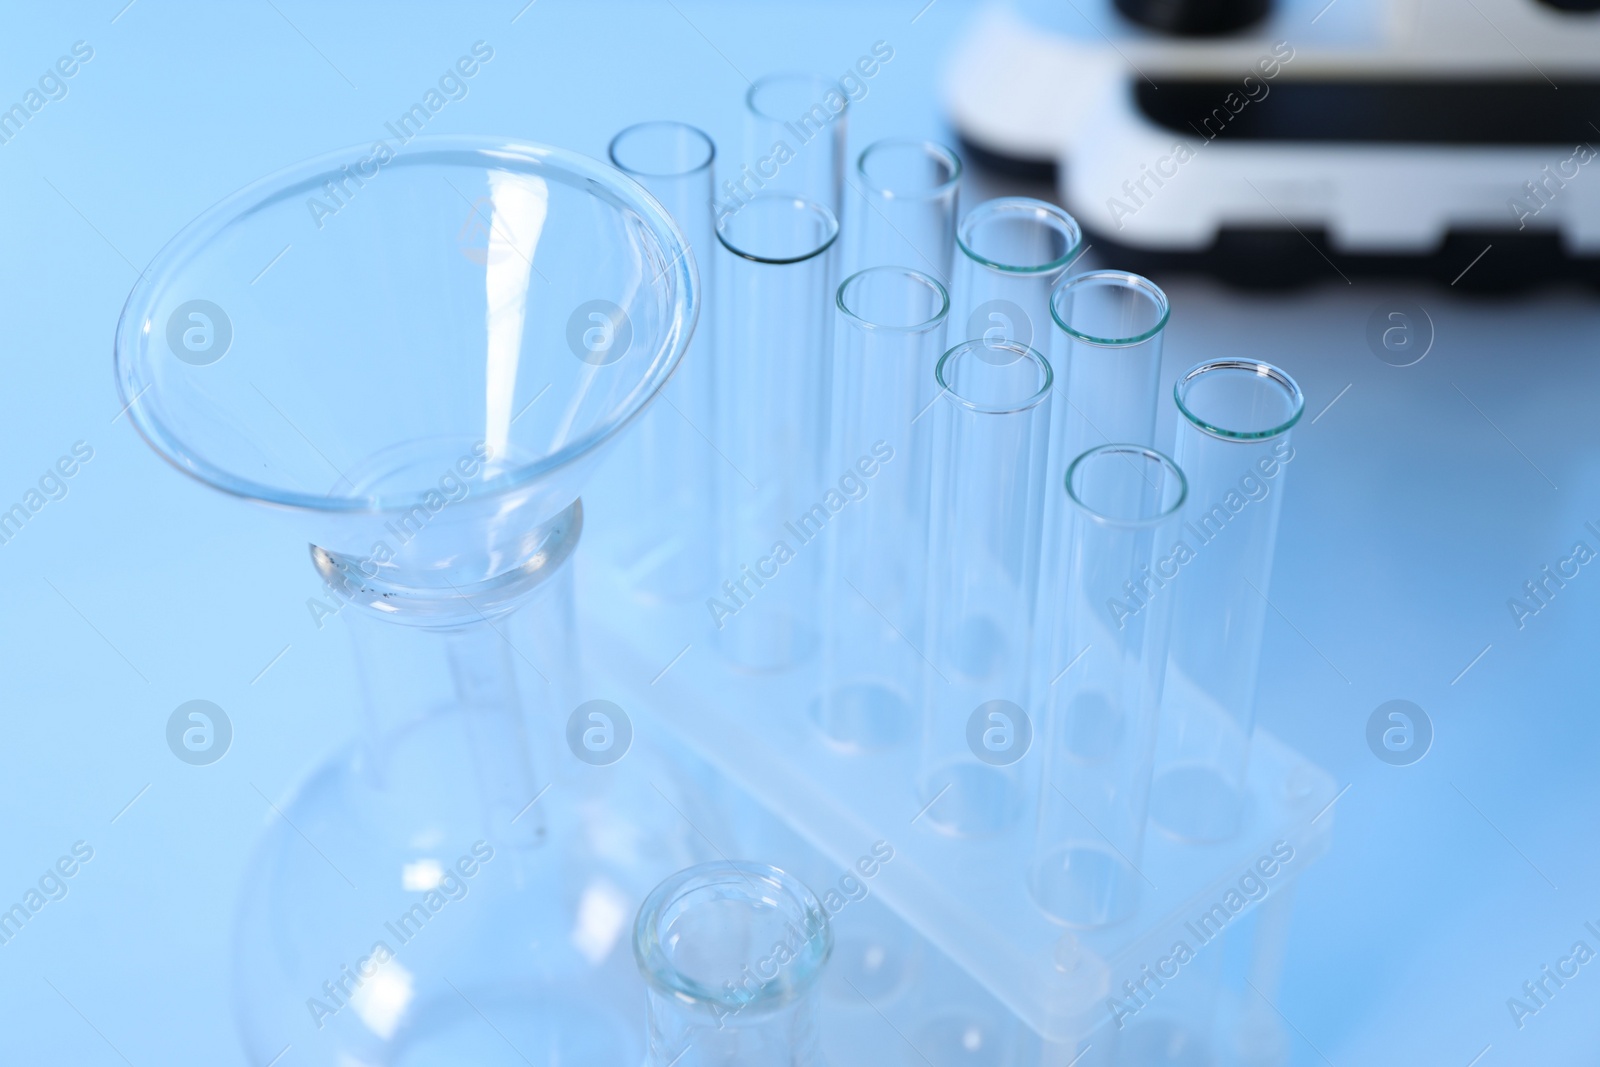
944,0 -> 1600,285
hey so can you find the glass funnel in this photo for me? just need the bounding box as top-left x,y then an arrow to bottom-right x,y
113,136 -> 703,1064
115,135 -> 696,612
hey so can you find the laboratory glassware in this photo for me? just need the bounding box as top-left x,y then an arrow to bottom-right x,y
1047,270 -> 1170,465
1149,359 -> 1304,843
605,121 -> 718,602
1031,444 -> 1186,929
712,192 -> 840,671
230,674 -> 725,1066
947,197 -> 1082,357
946,200 -> 1080,726
1035,271 -> 1170,721
918,338 -> 1053,837
635,861 -> 833,1067
113,135 -> 701,1063
846,138 -> 962,283
742,72 -> 849,219
814,266 -> 949,751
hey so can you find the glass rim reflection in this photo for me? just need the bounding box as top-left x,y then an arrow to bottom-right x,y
1065,444 -> 1188,528
856,138 -> 962,201
113,134 -> 698,516
955,197 -> 1083,275
1173,358 -> 1305,442
633,861 -> 833,1008
836,266 -> 950,334
935,339 -> 1053,415
745,71 -> 851,123
608,120 -> 716,178
716,192 -> 839,265
1050,270 -> 1171,347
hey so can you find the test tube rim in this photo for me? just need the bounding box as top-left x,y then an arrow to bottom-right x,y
955,196 -> 1084,276
715,192 -> 840,265
1173,358 -> 1305,442
855,138 -> 963,201
607,120 -> 716,179
1049,270 -> 1171,348
746,71 -> 852,123
1065,443 -> 1188,528
935,338 -> 1054,415
633,860 -> 833,1008
836,266 -> 951,334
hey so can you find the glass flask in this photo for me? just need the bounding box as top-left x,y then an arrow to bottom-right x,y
112,135 -> 711,1064
635,861 -> 833,1067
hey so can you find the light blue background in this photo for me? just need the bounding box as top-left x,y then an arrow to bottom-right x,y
0,1 -> 1597,1064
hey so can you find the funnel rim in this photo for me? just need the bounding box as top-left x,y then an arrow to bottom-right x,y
113,134 -> 699,516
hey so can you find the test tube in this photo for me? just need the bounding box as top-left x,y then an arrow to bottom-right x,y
1048,270 -> 1170,464
1148,359 -> 1304,842
947,197 -> 1082,357
740,73 -> 848,220
1031,445 -> 1187,928
712,192 -> 840,671
813,267 -> 950,751
606,121 -> 717,601
846,139 -> 962,283
1035,272 -> 1171,707
635,862 -> 833,1067
918,339 -> 1053,837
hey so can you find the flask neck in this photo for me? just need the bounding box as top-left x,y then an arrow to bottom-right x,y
635,863 -> 833,1067
327,505 -> 581,861
645,985 -> 826,1067
312,499 -> 583,629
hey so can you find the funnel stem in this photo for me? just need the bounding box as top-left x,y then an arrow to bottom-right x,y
445,624 -> 548,854
340,545 -> 578,875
